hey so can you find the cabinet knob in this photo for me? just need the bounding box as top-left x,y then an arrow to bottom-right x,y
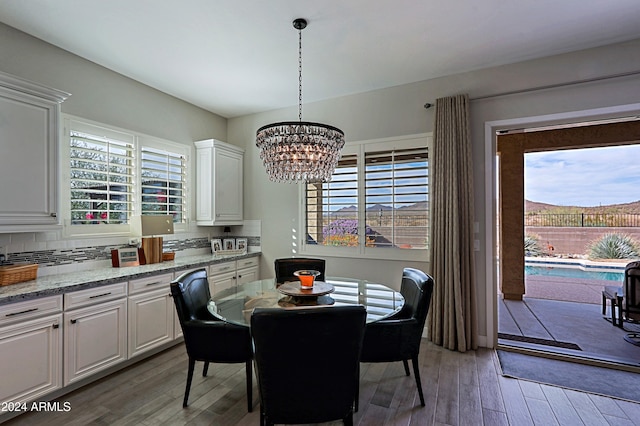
70,319 -> 77,324
50,212 -> 57,218
52,323 -> 60,329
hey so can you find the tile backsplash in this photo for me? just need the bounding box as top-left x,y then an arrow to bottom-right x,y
0,220 -> 262,276
5,236 -> 259,264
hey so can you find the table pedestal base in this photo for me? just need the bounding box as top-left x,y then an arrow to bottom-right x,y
278,295 -> 335,307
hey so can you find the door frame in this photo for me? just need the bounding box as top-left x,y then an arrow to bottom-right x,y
483,102 -> 640,348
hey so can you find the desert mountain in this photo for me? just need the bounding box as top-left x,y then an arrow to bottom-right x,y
525,199 -> 640,214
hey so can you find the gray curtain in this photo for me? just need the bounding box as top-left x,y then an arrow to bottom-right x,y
426,94 -> 478,352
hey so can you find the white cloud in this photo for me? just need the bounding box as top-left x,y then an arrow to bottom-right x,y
524,144 -> 640,206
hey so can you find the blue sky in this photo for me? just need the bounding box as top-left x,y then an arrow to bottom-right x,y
524,144 -> 640,207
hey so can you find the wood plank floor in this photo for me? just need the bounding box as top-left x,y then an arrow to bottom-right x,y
3,340 -> 640,425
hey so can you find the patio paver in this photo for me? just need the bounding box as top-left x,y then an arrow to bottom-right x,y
498,275 -> 640,366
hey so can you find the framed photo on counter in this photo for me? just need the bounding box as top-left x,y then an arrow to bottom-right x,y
223,238 -> 236,251
236,238 -> 247,253
211,239 -> 222,253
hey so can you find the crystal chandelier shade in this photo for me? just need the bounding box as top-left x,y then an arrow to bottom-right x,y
256,18 -> 345,183
256,121 -> 344,183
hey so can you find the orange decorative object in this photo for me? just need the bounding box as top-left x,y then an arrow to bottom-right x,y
294,270 -> 321,289
298,275 -> 314,288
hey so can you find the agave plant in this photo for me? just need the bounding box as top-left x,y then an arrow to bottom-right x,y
588,233 -> 640,259
524,233 -> 543,257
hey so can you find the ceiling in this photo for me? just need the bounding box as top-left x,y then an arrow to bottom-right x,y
1,0 -> 639,118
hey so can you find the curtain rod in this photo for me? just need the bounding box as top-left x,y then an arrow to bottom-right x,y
423,69 -> 640,109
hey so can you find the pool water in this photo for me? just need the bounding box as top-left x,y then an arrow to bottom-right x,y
525,265 -> 624,282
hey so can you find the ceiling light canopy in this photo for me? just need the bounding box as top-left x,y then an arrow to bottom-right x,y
256,18 -> 345,183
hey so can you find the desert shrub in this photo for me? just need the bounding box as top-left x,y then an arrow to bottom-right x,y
524,233 -> 542,257
587,233 -> 640,259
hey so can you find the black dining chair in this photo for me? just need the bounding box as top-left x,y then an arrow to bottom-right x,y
357,267 -> 434,409
274,257 -> 326,283
251,305 -> 366,426
170,268 -> 254,411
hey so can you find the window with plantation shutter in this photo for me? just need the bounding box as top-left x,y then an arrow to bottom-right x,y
69,123 -> 134,225
141,146 -> 186,223
65,116 -> 190,236
302,134 -> 430,258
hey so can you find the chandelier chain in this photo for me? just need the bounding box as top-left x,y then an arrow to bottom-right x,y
255,18 -> 345,183
298,26 -> 303,122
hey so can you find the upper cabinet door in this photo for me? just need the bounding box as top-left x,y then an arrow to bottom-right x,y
195,139 -> 244,226
0,71 -> 70,232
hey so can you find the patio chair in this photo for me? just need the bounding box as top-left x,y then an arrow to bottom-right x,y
621,261 -> 640,345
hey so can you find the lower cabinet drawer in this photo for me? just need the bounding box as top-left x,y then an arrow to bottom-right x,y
209,261 -> 235,276
64,282 -> 127,310
0,295 -> 62,326
128,273 -> 172,295
236,256 -> 259,270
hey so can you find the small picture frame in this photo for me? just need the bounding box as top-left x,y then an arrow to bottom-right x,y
211,239 -> 222,253
111,247 -> 140,267
223,238 -> 236,251
236,238 -> 247,253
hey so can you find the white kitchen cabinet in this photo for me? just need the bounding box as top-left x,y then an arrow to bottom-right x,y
0,296 -> 62,404
208,260 -> 237,295
208,257 -> 261,293
0,71 -> 69,232
63,282 -> 127,386
127,273 -> 175,358
194,139 -> 244,226
236,257 -> 260,286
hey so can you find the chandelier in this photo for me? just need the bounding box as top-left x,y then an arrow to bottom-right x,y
256,18 -> 345,183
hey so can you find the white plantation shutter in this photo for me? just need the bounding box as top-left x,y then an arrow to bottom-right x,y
365,148 -> 429,249
140,146 -> 186,223
69,124 -> 134,225
305,154 -> 358,246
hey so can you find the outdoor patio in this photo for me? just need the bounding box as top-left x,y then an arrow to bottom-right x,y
498,274 -> 640,368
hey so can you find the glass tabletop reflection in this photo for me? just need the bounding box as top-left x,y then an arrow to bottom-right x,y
207,277 -> 405,327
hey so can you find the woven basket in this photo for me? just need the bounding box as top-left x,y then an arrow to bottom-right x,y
0,264 -> 38,286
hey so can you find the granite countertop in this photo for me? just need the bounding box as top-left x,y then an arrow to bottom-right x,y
0,252 -> 261,306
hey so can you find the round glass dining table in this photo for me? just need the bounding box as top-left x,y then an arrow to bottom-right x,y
207,277 -> 405,326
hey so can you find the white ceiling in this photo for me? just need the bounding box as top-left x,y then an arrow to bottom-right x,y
1,0 -> 639,118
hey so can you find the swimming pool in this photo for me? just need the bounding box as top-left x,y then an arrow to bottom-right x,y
525,261 -> 625,282
525,265 -> 623,281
